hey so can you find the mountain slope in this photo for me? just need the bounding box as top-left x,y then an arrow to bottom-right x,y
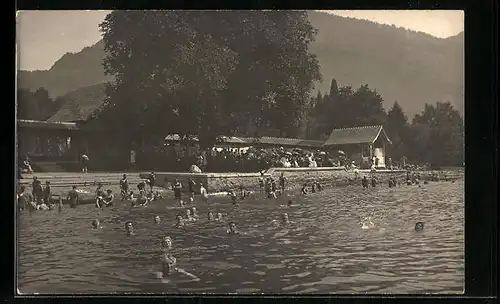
17,12 -> 464,117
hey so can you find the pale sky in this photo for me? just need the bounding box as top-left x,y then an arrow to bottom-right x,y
17,10 -> 464,71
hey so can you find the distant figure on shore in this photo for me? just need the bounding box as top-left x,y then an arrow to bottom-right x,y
81,153 -> 89,174
120,174 -> 129,201
148,172 -> 156,193
371,176 -> 377,187
388,157 -> 393,170
258,172 -> 265,193
32,176 -> 43,204
415,222 -> 424,232
279,173 -> 286,193
229,190 -> 238,205
67,185 -> 79,208
23,157 -> 34,174
361,176 -> 369,188
43,181 -> 52,205
18,186 -> 33,212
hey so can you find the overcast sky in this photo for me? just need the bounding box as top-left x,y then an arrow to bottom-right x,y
17,10 -> 464,71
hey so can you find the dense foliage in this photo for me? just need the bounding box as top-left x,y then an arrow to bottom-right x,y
17,88 -> 62,120
98,10 -> 321,149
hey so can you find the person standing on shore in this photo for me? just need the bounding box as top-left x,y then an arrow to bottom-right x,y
188,178 -> 196,202
81,153 -> 89,174
173,179 -> 183,206
32,176 -> 43,204
120,174 -> 129,201
43,181 -> 52,206
148,172 -> 156,193
279,173 -> 286,193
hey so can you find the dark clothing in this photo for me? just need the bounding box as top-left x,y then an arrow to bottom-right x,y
96,188 -> 104,198
32,180 -> 43,203
271,181 -> 277,192
371,178 -> 377,187
43,185 -> 52,204
279,177 -> 286,191
67,189 -> 79,208
148,174 -> 156,187
362,177 -> 369,188
120,178 -> 129,191
188,180 -> 196,193
173,182 -> 182,199
137,181 -> 146,191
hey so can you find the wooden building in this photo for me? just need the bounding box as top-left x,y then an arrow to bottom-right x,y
323,125 -> 392,168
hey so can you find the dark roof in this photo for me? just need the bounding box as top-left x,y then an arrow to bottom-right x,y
48,83 -> 107,122
17,119 -> 81,131
251,136 -> 325,148
324,125 -> 392,146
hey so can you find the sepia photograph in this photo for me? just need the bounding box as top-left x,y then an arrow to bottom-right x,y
15,10 -> 464,294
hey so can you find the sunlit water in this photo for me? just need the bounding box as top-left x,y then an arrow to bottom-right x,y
18,180 -> 464,294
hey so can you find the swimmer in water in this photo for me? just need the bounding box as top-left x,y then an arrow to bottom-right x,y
215,212 -> 223,221
92,219 -> 102,229
301,184 -> 308,195
185,208 -> 195,221
315,182 -> 322,192
282,213 -> 290,226
227,221 -> 240,235
415,222 -> 424,232
161,235 -> 173,251
229,190 -> 238,205
154,215 -> 161,225
362,176 -> 369,188
175,214 -> 185,228
207,212 -> 214,221
191,207 -> 199,219
200,183 -> 209,203
125,221 -> 134,236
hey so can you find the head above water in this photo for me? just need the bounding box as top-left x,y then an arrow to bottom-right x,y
415,222 -> 424,232
216,212 -> 222,220
125,221 -> 134,234
154,215 -> 161,224
162,235 -> 172,248
208,212 -> 214,220
92,219 -> 100,228
228,221 -> 237,231
282,213 -> 290,223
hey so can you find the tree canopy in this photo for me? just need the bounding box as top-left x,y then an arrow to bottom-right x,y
98,10 -> 321,148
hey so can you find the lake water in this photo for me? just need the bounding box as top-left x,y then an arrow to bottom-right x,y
17,179 -> 464,294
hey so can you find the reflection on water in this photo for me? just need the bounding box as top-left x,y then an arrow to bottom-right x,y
18,180 -> 464,294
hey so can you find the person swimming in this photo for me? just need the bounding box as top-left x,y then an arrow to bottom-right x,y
175,214 -> 185,228
92,219 -> 102,229
161,235 -> 173,251
191,207 -> 199,219
362,176 -> 369,188
227,221 -> 240,235
125,221 -> 134,236
215,212 -> 223,221
415,222 -> 424,232
301,184 -> 308,195
200,183 -> 209,203
154,215 -> 161,225
207,212 -> 214,221
281,213 -> 290,226
185,208 -> 195,221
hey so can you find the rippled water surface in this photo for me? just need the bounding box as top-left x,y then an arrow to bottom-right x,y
18,179 -> 464,294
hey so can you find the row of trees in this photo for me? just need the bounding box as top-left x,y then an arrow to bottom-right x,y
17,88 -> 62,121
307,78 -> 464,166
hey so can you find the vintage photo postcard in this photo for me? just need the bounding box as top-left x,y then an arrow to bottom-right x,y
15,10 -> 464,294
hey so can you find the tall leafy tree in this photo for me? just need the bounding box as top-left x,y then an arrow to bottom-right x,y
386,101 -> 411,159
98,10 -> 321,148
411,101 -> 464,166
